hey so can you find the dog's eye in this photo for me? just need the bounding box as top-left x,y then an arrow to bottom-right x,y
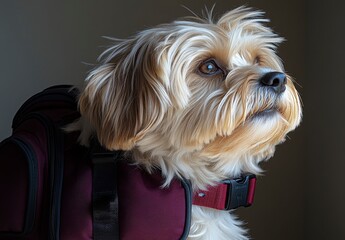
254,56 -> 261,65
199,60 -> 223,76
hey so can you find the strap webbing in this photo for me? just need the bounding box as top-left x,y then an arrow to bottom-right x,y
192,174 -> 256,210
92,151 -> 122,240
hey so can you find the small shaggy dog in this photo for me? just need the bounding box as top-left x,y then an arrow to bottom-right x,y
73,6 -> 301,240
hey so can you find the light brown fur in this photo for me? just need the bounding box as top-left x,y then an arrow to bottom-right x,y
72,7 -> 302,239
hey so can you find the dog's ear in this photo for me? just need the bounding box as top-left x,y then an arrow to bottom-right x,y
78,36 -> 171,150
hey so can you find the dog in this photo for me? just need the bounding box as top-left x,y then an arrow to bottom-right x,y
72,6 -> 302,240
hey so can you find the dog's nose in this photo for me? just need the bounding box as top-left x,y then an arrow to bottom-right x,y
260,72 -> 287,94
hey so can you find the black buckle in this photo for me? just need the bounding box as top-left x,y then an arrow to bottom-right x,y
223,174 -> 256,210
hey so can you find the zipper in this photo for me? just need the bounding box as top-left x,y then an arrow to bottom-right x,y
16,113 -> 64,240
11,137 -> 38,236
12,85 -> 78,129
11,85 -> 79,240
49,122 -> 64,240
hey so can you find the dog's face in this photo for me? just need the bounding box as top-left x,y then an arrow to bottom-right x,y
79,7 -> 301,186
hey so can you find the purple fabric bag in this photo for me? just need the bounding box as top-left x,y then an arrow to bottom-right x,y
117,162 -> 191,240
0,86 -> 93,240
0,85 -> 191,240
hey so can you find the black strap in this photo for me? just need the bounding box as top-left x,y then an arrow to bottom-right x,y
92,149 -> 122,240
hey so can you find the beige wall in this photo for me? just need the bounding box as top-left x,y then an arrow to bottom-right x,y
1,1 -> 343,239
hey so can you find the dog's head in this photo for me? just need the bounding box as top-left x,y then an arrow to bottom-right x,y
79,7 -> 301,186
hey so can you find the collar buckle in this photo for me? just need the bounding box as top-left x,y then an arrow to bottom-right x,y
192,174 -> 257,210
223,174 -> 256,210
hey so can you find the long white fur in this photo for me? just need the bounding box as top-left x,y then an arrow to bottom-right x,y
71,6 -> 302,239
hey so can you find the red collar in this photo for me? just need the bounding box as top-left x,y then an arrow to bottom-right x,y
192,174 -> 256,210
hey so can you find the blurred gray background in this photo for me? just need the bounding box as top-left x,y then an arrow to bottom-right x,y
1,0 -> 344,239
